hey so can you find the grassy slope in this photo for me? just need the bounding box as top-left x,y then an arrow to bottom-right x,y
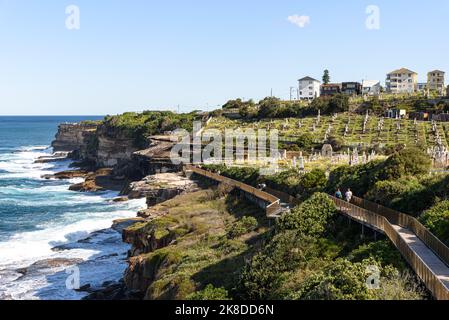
124,189 -> 270,300
206,114 -> 448,149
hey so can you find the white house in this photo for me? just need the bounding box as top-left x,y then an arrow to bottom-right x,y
362,80 -> 381,96
298,76 -> 321,100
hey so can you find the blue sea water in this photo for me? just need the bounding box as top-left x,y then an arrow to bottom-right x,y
0,117 -> 146,300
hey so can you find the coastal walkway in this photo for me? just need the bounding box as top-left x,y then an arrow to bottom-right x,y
184,164 -> 449,300
330,195 -> 449,300
183,164 -> 286,218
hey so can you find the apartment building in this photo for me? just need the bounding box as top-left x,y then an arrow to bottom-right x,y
386,68 -> 418,93
427,70 -> 445,95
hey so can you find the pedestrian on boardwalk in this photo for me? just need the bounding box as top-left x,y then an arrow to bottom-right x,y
345,188 -> 353,203
335,189 -> 343,200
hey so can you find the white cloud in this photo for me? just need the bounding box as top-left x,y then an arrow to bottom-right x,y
287,15 -> 310,28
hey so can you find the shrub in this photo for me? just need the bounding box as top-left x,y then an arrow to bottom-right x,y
348,240 -> 406,271
296,133 -> 315,150
103,111 -> 199,148
239,231 -> 336,299
187,284 -> 231,300
222,98 -> 255,110
382,148 -> 431,180
263,168 -> 326,197
326,136 -> 344,151
203,165 -> 260,186
419,201 -> 449,246
326,160 -> 385,197
294,259 -> 373,300
365,178 -> 422,208
276,193 -> 336,236
227,216 -> 258,239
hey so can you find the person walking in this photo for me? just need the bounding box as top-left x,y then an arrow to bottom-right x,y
335,189 -> 343,200
345,188 -> 353,203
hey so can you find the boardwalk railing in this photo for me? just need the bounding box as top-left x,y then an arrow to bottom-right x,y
351,196 -> 449,268
184,165 -> 449,299
184,165 -> 282,217
330,195 -> 449,300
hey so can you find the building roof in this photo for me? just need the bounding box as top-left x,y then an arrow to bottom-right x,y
362,80 -> 380,87
387,68 -> 417,75
298,76 -> 320,82
428,70 -> 445,74
321,83 -> 341,87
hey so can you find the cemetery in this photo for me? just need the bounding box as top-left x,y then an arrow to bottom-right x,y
205,112 -> 449,171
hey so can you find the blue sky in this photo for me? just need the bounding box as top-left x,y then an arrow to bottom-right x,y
0,0 -> 448,115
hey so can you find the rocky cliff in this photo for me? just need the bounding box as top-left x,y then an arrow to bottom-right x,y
119,188 -> 267,300
51,123 -> 98,158
51,122 -> 179,179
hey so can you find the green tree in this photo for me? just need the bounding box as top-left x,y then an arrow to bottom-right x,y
382,148 -> 431,180
295,133 -> 315,150
277,193 -> 336,235
322,69 -> 330,85
419,201 -> 449,246
294,259 -> 375,300
257,97 -> 282,118
239,231 -> 336,300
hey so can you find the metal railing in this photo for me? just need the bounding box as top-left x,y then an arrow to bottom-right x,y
330,195 -> 449,300
184,165 -> 282,216
351,196 -> 449,268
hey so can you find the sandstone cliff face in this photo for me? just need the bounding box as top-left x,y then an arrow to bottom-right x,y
51,123 -> 98,155
51,123 -> 177,178
95,125 -> 140,168
52,122 -> 141,170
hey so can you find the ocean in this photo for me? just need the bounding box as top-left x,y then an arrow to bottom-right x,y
0,116 -> 146,300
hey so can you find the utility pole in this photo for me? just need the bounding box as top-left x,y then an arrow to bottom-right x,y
290,87 -> 298,101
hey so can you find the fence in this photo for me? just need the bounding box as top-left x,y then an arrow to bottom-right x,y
330,195 -> 449,300
351,196 -> 449,268
184,164 -> 282,217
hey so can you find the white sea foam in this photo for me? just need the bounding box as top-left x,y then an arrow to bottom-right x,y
0,146 -> 147,300
0,197 -> 145,268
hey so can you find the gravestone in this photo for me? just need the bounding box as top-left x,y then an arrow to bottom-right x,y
321,144 -> 333,158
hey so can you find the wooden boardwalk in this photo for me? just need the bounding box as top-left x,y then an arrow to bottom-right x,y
331,196 -> 449,300
184,165 -> 286,217
393,225 -> 449,291
184,165 -> 449,300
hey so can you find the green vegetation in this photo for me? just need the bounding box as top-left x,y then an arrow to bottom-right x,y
124,189 -> 270,300
103,111 -> 201,148
239,196 -> 424,300
327,148 -> 431,196
186,285 -> 231,300
322,69 -> 330,85
227,216 -> 258,239
206,112 -> 449,151
277,193 -> 336,235
420,201 -> 449,246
